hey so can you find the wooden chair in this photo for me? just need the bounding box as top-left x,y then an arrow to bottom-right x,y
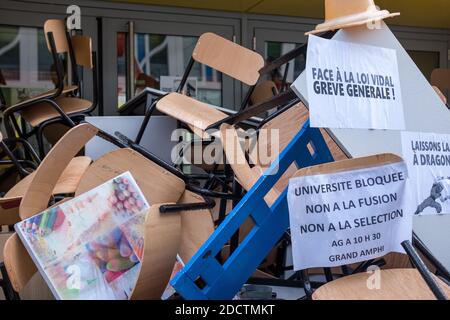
0,130 -> 91,227
171,119 -> 335,299
3,20 -> 98,157
431,68 -> 450,95
250,80 -> 279,107
221,102 -> 347,225
2,123 -> 214,299
135,32 -> 265,142
297,154 -> 450,300
313,268 -> 450,300
2,21 -> 77,108
214,103 -> 347,277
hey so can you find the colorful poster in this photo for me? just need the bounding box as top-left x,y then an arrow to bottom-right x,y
292,35 -> 404,130
287,161 -> 411,270
401,131 -> 450,216
15,172 -> 149,300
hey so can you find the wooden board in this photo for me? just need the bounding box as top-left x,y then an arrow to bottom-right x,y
193,33 -> 264,86
313,268 -> 450,300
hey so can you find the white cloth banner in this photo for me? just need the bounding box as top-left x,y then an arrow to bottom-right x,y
401,131 -> 450,216
294,35 -> 404,130
287,162 -> 411,270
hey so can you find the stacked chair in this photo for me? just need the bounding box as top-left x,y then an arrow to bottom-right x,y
299,155 -> 450,300
172,117 -> 450,299
134,32 -> 265,143
3,19 -> 98,157
1,7 -> 450,300
1,123 -> 215,299
0,130 -> 91,228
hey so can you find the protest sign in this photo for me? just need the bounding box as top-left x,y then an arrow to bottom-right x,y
287,161 -> 411,270
295,34 -> 404,130
401,131 -> 450,216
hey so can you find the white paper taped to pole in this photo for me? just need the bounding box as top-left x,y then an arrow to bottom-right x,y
287,161 -> 411,271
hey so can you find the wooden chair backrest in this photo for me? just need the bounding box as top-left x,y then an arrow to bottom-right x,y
292,153 -> 403,178
130,205 -> 181,299
7,124 -> 187,298
71,35 -> 93,69
250,80 -> 278,106
131,190 -> 214,299
75,148 -> 185,204
44,19 -> 69,54
19,123 -> 98,220
3,233 -> 36,293
193,33 -> 264,86
220,124 -> 279,206
255,102 -> 348,168
4,197 -> 72,293
431,68 -> 450,91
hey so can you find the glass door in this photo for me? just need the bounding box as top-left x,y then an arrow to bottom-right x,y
0,24 -> 60,107
102,18 -> 236,115
251,22 -> 311,91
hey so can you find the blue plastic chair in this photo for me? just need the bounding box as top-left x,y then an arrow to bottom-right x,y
171,119 -> 334,299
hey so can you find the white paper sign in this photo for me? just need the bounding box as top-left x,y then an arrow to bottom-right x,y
287,162 -> 411,270
401,131 -> 450,216
296,35 -> 404,130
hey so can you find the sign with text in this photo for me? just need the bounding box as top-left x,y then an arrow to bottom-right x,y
298,35 -> 404,130
287,162 -> 411,270
401,131 -> 450,216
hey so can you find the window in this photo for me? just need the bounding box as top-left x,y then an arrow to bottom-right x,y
0,25 -> 55,106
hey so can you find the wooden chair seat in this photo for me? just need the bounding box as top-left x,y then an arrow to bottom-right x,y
157,93 -> 227,137
0,156 -> 91,225
10,86 -> 78,109
313,268 -> 450,300
21,96 -> 91,127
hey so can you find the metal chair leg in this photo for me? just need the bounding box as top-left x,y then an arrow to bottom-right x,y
135,99 -> 158,144
402,240 -> 448,300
